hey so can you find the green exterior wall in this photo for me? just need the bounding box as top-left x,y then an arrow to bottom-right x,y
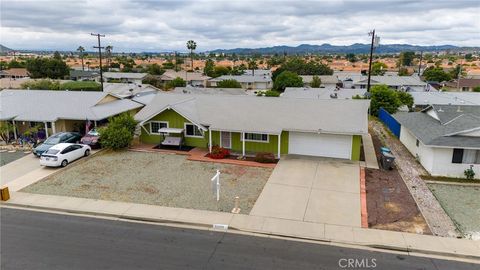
351,135 -> 362,161
229,131 -> 288,155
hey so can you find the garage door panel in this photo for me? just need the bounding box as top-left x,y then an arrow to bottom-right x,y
289,132 -> 352,159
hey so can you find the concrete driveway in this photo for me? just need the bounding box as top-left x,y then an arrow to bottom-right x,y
250,155 -> 361,227
1,154 -> 42,186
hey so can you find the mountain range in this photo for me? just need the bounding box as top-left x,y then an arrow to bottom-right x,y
0,44 -> 13,54
209,43 -> 478,55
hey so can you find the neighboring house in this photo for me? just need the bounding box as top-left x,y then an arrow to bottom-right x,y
160,70 -> 211,87
0,90 -> 144,138
172,86 -> 248,95
351,75 -> 427,91
244,69 -> 272,77
466,69 -> 480,79
0,68 -> 29,79
134,93 -> 369,160
299,75 -> 340,87
208,75 -> 272,90
103,72 -> 148,84
443,79 -> 480,92
393,105 -> 480,179
69,70 -> 99,81
410,92 -> 480,109
283,87 -> 366,99
102,82 -> 160,98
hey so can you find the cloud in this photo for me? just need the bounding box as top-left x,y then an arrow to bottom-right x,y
1,0 -> 479,52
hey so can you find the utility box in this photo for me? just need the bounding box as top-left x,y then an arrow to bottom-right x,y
381,151 -> 395,170
1,187 -> 10,201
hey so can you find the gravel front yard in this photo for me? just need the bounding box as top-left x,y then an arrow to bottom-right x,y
22,151 -> 273,214
428,183 -> 480,239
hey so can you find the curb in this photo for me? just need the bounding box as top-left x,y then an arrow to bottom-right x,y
2,201 -> 479,262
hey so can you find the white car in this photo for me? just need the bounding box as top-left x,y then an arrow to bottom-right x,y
40,143 -> 91,167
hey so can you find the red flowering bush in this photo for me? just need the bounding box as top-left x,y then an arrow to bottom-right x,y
208,146 -> 230,159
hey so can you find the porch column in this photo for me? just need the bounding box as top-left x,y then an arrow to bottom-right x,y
44,122 -> 49,138
12,120 -> 17,140
277,133 -> 281,159
51,121 -> 56,134
242,132 -> 245,157
208,128 -> 212,153
94,121 -> 97,128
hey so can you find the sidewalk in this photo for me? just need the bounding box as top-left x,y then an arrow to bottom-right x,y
361,134 -> 379,169
3,191 -> 479,260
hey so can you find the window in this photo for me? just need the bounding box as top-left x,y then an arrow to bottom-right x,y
462,87 -> 469,92
150,121 -> 168,134
185,123 -> 203,137
243,133 -> 269,142
29,121 -> 40,128
452,148 -> 480,164
416,139 -> 419,147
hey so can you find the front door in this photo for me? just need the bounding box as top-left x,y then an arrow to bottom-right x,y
220,132 -> 231,149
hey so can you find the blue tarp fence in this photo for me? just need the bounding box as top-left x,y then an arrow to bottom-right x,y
378,108 -> 401,138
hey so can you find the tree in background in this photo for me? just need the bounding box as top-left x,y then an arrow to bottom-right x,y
369,84 -> 400,116
6,59 -> 26,68
396,91 -> 414,110
21,79 -> 101,91
371,62 -> 387,75
346,53 -> 357,63
76,46 -> 85,71
165,77 -> 186,90
272,58 -> 333,80
273,71 -> 303,92
186,40 -> 197,71
143,63 -> 165,75
217,79 -> 241,88
26,57 -> 69,79
99,113 -> 137,150
310,75 -> 321,88
398,67 -> 410,76
422,67 -> 451,82
449,64 -> 466,79
105,45 -> 113,69
398,51 -> 415,67
53,51 -> 62,60
247,59 -> 258,76
204,59 -> 215,77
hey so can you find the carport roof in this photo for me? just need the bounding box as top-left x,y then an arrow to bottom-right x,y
135,92 -> 370,135
0,90 -> 144,122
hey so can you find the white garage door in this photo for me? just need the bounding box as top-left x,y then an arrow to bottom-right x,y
288,132 -> 352,159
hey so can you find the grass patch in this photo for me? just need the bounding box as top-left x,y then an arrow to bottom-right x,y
420,174 -> 480,184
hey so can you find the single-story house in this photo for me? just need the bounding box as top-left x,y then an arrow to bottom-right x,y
134,93 -> 369,160
443,79 -> 480,92
0,90 -> 144,139
69,70 -> 99,81
102,72 -> 148,84
351,75 -> 427,91
0,68 -> 29,79
243,69 -> 272,77
208,75 -> 272,90
172,86 -> 248,95
160,70 -> 211,87
299,75 -> 341,87
102,82 -> 160,98
393,105 -> 480,179
283,86 -> 366,99
410,92 -> 480,109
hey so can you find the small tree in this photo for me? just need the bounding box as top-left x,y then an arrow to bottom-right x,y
396,91 -> 414,110
0,122 -> 15,143
464,165 -> 475,180
398,67 -> 410,76
263,90 -> 280,97
99,113 -> 137,150
370,84 -> 401,116
165,77 -> 186,89
217,79 -> 241,88
273,71 -> 303,92
371,62 -> 388,75
423,67 -> 451,82
310,75 -> 321,88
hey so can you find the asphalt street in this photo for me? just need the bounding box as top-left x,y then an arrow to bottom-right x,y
1,208 -> 478,270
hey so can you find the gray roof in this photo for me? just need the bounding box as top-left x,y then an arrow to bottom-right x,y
69,70 -> 99,78
393,105 -> 480,148
103,72 -> 148,80
243,69 -> 272,76
209,75 -> 272,83
135,93 -> 370,135
172,86 -> 247,95
353,75 -> 426,87
410,91 -> 480,106
161,70 -> 210,81
102,82 -> 159,98
0,90 -> 144,122
283,86 -> 366,99
299,75 -> 340,85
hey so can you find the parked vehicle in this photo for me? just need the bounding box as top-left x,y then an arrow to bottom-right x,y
33,132 -> 82,157
80,129 -> 101,148
40,143 -> 91,167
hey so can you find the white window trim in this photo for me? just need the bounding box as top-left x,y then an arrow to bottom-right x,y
184,123 -> 203,138
242,133 -> 269,143
150,121 -> 169,135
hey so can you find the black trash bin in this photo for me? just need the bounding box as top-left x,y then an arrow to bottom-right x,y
381,151 -> 395,170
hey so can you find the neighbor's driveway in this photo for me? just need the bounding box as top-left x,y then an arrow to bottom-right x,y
250,155 -> 361,227
1,154 -> 42,186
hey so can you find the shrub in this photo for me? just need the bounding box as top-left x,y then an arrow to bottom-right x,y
165,77 -> 186,90
464,165 -> 475,180
273,71 -> 303,92
208,146 -> 230,159
21,79 -> 61,90
217,79 -> 241,88
99,113 -> 137,150
370,84 -> 401,116
254,152 -> 276,163
60,81 -> 101,91
263,90 -> 280,97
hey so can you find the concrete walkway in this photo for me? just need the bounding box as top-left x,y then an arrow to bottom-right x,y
250,155 -> 361,227
361,134 -> 380,169
1,154 -> 42,186
2,191 -> 479,260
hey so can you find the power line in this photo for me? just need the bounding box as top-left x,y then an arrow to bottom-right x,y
91,33 -> 105,91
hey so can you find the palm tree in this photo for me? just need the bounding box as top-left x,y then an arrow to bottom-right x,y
186,40 -> 197,71
248,59 -> 258,76
105,45 -> 113,70
77,46 -> 85,71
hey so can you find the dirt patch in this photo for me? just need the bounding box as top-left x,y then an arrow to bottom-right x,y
365,130 -> 431,234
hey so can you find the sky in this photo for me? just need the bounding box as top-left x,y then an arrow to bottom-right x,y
1,0 -> 479,52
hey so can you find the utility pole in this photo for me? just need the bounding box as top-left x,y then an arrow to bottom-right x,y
418,51 -> 423,76
366,29 -> 375,93
91,33 -> 105,91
